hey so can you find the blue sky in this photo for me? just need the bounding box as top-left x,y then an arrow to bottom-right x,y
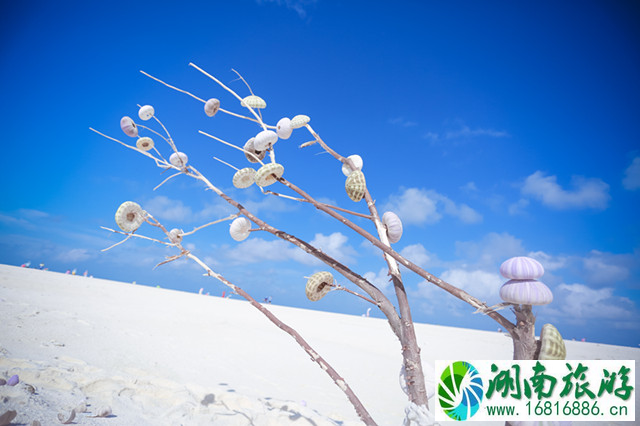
1,1 -> 639,347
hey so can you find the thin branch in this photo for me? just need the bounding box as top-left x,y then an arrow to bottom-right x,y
181,213 -> 240,236
213,156 -> 240,171
332,284 -> 378,305
199,130 -> 265,166
154,172 -> 183,191
101,233 -> 133,252
264,190 -> 372,219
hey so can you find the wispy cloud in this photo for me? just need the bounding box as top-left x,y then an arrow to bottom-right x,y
423,123 -> 509,142
384,187 -> 482,225
622,156 -> 640,190
388,117 -> 418,128
521,171 -> 610,210
255,0 -> 317,19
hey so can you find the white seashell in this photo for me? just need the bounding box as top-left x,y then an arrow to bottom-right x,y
57,409 -> 76,424
276,117 -> 293,139
241,95 -> 266,109
90,406 -> 112,418
204,98 -> 220,117
229,217 -> 252,241
254,130 -> 278,151
500,256 -> 544,280
168,228 -> 183,244
115,201 -> 146,233
382,211 -> 403,243
345,170 -> 366,202
75,401 -> 87,413
341,155 -> 363,177
290,114 -> 310,129
243,138 -> 266,163
138,105 -> 155,121
538,323 -> 566,361
169,152 -> 188,168
254,163 -> 284,187
499,279 -> 553,305
232,168 -> 256,189
120,116 -> 138,137
136,136 -> 154,151
305,271 -> 333,301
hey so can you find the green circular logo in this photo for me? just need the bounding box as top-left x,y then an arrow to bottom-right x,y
438,361 -> 484,421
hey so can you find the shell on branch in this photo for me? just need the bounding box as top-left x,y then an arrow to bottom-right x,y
169,152 -> 188,168
538,323 -> 566,361
345,170 -> 366,202
115,201 -> 146,233
136,137 -> 154,152
276,117 -> 293,139
241,95 -> 266,109
243,138 -> 266,163
499,279 -> 553,305
204,98 -> 220,117
254,163 -> 284,187
305,271 -> 333,301
341,154 -> 363,177
382,211 -> 403,243
168,228 -> 183,244
120,116 -> 138,137
232,167 -> 256,189
500,256 -> 544,280
229,217 -> 252,241
290,114 -> 310,129
254,130 -> 278,151
138,105 -> 155,121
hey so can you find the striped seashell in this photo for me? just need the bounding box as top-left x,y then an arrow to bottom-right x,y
290,114 -> 310,129
499,279 -> 553,305
241,95 -> 266,109
382,211 -> 403,243
204,98 -> 220,117
229,217 -> 252,241
168,228 -> 183,244
341,154 -> 363,177
276,117 -> 293,139
538,323 -> 566,361
138,105 -> 155,121
169,152 -> 188,168
243,138 -> 266,163
136,137 -> 154,151
345,170 -> 366,202
305,271 -> 333,301
254,130 -> 278,151
255,162 -> 284,187
232,167 -> 256,189
120,116 -> 138,137
500,256 -> 544,280
115,201 -> 146,233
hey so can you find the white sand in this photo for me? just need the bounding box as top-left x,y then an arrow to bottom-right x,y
0,264 -> 637,425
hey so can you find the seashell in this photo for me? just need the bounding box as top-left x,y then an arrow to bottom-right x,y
204,98 -> 220,117
168,228 -> 183,244
0,410 -> 17,426
24,383 -> 36,394
305,271 -> 333,301
31,420 -> 42,426
120,116 -> 138,137
232,168 -> 256,189
115,201 -> 146,233
136,136 -> 154,151
341,154 -> 363,177
499,279 -> 553,305
90,406 -> 112,418
241,95 -> 266,109
169,152 -> 188,168
0,379 -> 5,386
290,114 -> 310,129
138,105 -> 155,121
254,130 -> 278,151
345,170 -> 366,202
538,323 -> 566,361
382,211 -> 403,243
229,217 -> 252,242
58,409 -> 76,424
243,138 -> 266,163
75,401 -> 87,413
276,117 -> 293,139
500,256 -> 544,280
254,163 -> 284,187
7,375 -> 18,386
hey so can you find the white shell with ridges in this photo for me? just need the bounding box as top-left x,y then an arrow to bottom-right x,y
204,98 -> 220,117
538,323 -> 566,360
500,256 -> 545,280
232,168 -> 256,189
229,217 -> 252,241
290,114 -> 310,129
255,163 -> 284,187
276,117 -> 293,139
136,137 -> 154,151
341,154 -> 363,177
138,105 -> 155,121
345,170 -> 366,202
254,130 -> 278,151
241,95 -> 266,109
382,211 -> 403,243
499,279 -> 553,305
120,116 -> 138,137
169,152 -> 188,168
168,228 -> 183,244
115,201 -> 146,233
243,138 -> 266,163
305,271 -> 333,301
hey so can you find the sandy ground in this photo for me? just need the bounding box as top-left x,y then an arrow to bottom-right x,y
0,264 -> 637,425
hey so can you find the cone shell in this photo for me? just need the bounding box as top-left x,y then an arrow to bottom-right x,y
341,154 -> 363,177
276,117 -> 293,139
204,98 -> 220,117
232,168 -> 256,189
345,170 -> 366,202
136,137 -> 154,151
168,228 -> 183,244
291,114 -> 310,129
382,211 -> 403,243
255,163 -> 284,187
305,271 -> 333,301
538,323 -> 566,360
115,201 -> 146,233
499,279 -> 553,305
500,256 -> 544,280
120,116 -> 138,137
138,105 -> 155,121
229,217 -> 251,241
241,95 -> 266,109
254,130 -> 278,151
243,138 -> 266,163
170,152 -> 188,168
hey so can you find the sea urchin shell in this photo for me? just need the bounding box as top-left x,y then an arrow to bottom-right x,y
115,201 -> 146,233
120,116 -> 138,137
169,152 -> 188,168
243,138 -> 266,163
229,217 -> 252,241
305,271 -> 333,301
232,168 -> 256,189
499,279 -> 553,305
345,170 -> 366,202
290,114 -> 310,129
538,323 -> 566,360
241,95 -> 266,109
500,256 -> 544,280
382,211 -> 403,243
276,117 -> 293,139
341,155 -> 363,177
254,163 -> 284,187
168,228 -> 183,244
254,130 -> 278,151
138,105 -> 155,121
136,137 -> 154,151
204,98 -> 220,117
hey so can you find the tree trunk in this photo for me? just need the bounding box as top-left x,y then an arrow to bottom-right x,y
511,305 -> 537,360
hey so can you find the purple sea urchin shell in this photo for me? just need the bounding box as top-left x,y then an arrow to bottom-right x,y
500,256 -> 544,280
120,116 -> 138,137
499,279 -> 553,305
7,375 -> 18,386
382,211 -> 403,243
204,98 -> 220,117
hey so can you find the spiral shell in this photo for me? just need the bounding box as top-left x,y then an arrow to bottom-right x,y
136,137 -> 154,151
499,279 -> 553,305
115,201 -> 146,233
138,105 -> 155,121
276,117 -> 293,139
243,138 -> 266,163
204,98 -> 220,117
291,114 -> 310,129
345,170 -> 366,202
232,167 -> 256,189
538,323 -> 566,361
120,116 -> 138,137
58,409 -> 76,424
341,154 -> 363,177
305,271 -> 333,301
500,256 -> 544,280
168,228 -> 183,244
169,152 -> 188,168
382,211 -> 403,243
255,163 -> 284,187
229,217 -> 252,241
254,130 -> 278,151
241,95 -> 266,109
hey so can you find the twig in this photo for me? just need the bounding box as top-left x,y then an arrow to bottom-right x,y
264,190 -> 372,219
213,156 -> 239,171
199,130 -> 265,166
154,172 -> 183,191
181,213 -> 240,236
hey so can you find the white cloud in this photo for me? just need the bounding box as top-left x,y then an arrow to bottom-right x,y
440,268 -> 504,301
255,0 -> 316,18
454,232 -> 526,270
553,283 -> 636,321
527,251 -> 567,272
56,248 -> 93,262
622,157 -> 640,190
363,268 -> 393,294
389,117 -> 418,127
144,196 -> 193,222
384,188 -> 482,225
521,171 -> 610,210
444,125 -> 509,139
508,198 -> 530,215
582,250 -> 630,285
400,244 -> 433,268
